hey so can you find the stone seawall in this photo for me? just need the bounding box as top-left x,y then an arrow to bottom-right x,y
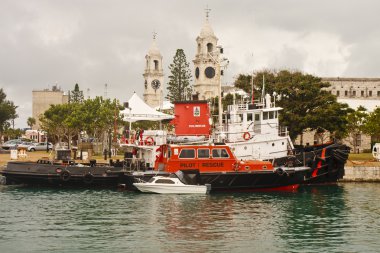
342,166 -> 380,182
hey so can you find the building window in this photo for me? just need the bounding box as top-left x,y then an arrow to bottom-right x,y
369,91 -> 372,97
336,91 -> 340,96
355,134 -> 361,146
378,91 -> 380,97
353,91 -> 356,96
154,60 -> 159,70
207,43 -> 213,53
345,90 -> 348,96
361,90 -> 364,97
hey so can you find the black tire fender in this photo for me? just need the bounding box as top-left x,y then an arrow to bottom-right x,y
60,170 -> 71,182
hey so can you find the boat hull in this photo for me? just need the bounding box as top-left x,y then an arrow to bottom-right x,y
133,183 -> 210,194
1,161 -> 124,187
126,167 -> 309,192
272,143 -> 350,184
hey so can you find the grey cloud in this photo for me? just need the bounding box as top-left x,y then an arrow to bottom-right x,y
0,0 -> 379,128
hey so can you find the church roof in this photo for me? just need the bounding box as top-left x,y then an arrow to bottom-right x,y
199,19 -> 216,38
148,38 -> 161,56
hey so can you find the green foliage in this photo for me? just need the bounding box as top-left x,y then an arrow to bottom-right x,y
69,83 -> 84,103
0,88 -> 18,140
39,97 -> 123,145
27,117 -> 36,129
166,49 -> 192,102
363,107 -> 380,140
345,106 -> 368,153
234,70 -> 351,141
3,127 -> 24,140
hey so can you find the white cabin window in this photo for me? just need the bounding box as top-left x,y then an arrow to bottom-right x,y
263,112 -> 269,120
255,113 -> 260,121
155,179 -> 175,184
269,111 -> 274,119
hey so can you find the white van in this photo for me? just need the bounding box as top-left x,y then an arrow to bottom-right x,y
372,143 -> 380,161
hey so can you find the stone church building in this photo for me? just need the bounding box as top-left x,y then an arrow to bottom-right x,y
143,13 -> 223,107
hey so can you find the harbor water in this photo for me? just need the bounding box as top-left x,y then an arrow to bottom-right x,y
0,183 -> 379,253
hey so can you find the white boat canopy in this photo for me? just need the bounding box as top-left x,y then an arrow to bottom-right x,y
121,92 -> 174,122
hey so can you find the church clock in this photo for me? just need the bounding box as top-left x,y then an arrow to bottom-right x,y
205,67 -> 215,79
151,79 -> 161,90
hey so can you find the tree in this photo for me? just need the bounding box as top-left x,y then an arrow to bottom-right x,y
0,88 -> 18,141
39,97 -> 123,152
233,70 -> 351,142
345,106 -> 368,153
363,107 -> 380,143
69,83 -> 84,103
166,49 -> 192,102
27,117 -> 36,129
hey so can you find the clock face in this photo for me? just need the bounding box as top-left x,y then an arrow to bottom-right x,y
195,67 -> 200,79
205,67 -> 215,79
151,79 -> 161,90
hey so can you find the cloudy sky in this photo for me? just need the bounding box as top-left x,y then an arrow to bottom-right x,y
1,0 -> 379,128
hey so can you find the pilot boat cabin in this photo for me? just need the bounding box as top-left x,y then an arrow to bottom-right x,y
154,144 -> 273,173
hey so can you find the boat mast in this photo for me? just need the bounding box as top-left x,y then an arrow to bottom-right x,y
261,74 -> 265,104
251,70 -> 254,104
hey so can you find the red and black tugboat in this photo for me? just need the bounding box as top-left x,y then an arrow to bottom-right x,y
124,143 -> 310,192
170,95 -> 350,185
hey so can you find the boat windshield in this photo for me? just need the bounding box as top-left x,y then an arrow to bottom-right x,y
175,170 -> 202,185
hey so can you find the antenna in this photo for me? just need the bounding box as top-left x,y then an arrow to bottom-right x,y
104,83 -> 108,99
205,5 -> 211,20
261,75 -> 265,104
87,88 -> 90,99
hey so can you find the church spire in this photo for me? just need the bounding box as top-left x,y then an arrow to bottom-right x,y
199,6 -> 216,38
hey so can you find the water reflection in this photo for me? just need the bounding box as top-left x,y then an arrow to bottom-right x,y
0,184 -> 380,252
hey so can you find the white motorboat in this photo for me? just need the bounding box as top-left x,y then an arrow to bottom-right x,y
133,171 -> 211,194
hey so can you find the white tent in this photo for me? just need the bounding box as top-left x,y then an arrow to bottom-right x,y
121,92 -> 174,122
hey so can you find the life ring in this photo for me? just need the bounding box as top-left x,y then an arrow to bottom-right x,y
145,136 -> 154,146
83,173 -> 94,184
243,132 -> 251,141
60,170 -> 71,182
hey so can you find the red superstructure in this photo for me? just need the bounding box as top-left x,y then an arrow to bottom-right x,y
171,101 -> 211,136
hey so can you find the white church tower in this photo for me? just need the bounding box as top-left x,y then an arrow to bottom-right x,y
193,8 -> 221,100
143,34 -> 164,108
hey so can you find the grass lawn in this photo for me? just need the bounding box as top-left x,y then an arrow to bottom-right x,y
349,152 -> 374,161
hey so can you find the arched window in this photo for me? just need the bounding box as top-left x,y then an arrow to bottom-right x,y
207,43 -> 213,53
154,60 -> 159,70
198,43 -> 201,54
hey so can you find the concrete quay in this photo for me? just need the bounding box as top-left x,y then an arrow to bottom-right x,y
341,166 -> 380,182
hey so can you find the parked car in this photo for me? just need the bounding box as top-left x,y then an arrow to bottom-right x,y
27,142 -> 53,152
1,139 -> 24,150
18,141 -> 37,150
